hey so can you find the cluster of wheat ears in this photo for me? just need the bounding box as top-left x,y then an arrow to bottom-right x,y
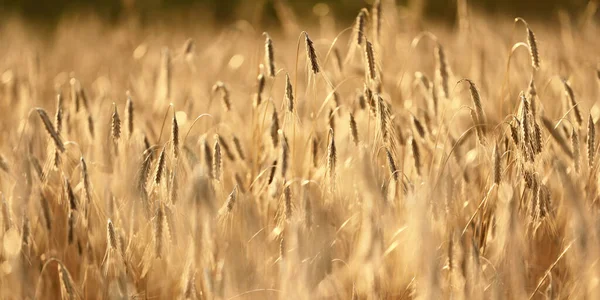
1,0 -> 600,299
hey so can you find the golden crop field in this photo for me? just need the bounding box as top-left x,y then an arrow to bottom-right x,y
0,0 -> 599,299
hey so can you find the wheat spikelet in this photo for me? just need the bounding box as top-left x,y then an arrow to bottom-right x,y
154,203 -> 164,258
221,186 -> 237,214
509,122 -> 520,146
270,109 -> 280,148
39,191 -> 51,231
267,160 -> 278,185
80,157 -> 92,218
354,8 -> 368,45
215,135 -> 234,161
462,79 -> 486,133
284,184 -> 292,220
21,211 -> 30,247
213,138 -> 222,181
365,40 -> 376,80
326,130 -> 337,189
137,149 -> 153,203
520,93 -> 533,161
183,38 -> 195,56
357,90 -> 366,110
67,210 -> 74,245
280,131 -> 289,178
153,146 -> 167,185
541,116 -> 574,158
172,114 -> 179,159
527,27 -> 540,69
232,135 -> 245,161
1,193 -> 10,231
87,113 -> 95,139
255,73 -> 265,107
302,183 -> 312,229
284,73 -> 294,113
572,129 -> 580,172
410,136 -> 421,176
386,148 -> 398,182
107,219 -> 117,250
70,77 -> 81,112
516,18 -> 541,70
533,121 -> 542,155
311,136 -> 318,168
0,155 -> 9,174
55,93 -> 63,134
328,108 -> 335,132
376,94 -> 389,143
36,108 -> 65,152
64,176 -> 77,211
349,113 -> 359,146
527,76 -> 537,116
58,263 -> 75,300
304,32 -> 320,74
562,79 -> 582,126
170,169 -> 178,205
435,43 -> 450,99
493,143 -> 501,185
111,103 -> 121,141
234,173 -> 246,194
588,115 -> 595,167
125,92 -> 134,137
264,32 -> 276,77
372,0 -> 382,42
364,83 -> 374,108
202,137 -> 214,178
212,81 -> 231,112
412,115 -> 426,139
470,110 -> 485,145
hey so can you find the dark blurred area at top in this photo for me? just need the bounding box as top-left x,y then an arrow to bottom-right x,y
0,0 -> 592,27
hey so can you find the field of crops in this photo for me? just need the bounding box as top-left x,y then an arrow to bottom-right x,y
0,0 -> 599,299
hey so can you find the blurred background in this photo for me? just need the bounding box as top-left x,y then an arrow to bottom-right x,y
0,0 -> 593,27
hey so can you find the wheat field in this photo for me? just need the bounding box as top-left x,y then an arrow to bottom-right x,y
0,1 -> 600,299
